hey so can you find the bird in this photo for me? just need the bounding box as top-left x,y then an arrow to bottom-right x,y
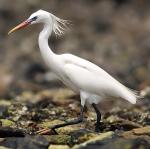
8,10 -> 139,134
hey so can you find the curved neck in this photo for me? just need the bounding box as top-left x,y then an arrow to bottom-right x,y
38,22 -> 55,58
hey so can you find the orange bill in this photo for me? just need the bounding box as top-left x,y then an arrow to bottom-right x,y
8,20 -> 30,35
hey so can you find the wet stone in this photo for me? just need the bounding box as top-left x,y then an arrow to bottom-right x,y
0,135 -> 49,149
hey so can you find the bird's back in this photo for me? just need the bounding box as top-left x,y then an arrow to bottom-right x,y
60,54 -> 138,104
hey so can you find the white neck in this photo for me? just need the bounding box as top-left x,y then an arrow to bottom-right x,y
38,20 -> 56,66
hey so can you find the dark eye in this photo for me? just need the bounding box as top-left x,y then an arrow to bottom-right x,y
31,16 -> 38,21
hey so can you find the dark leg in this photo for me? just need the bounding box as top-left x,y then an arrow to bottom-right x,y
92,103 -> 101,132
37,106 -> 84,135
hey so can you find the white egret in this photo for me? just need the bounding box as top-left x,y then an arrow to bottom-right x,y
8,10 -> 139,134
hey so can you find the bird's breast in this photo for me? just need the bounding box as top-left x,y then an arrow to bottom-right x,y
44,58 -> 79,93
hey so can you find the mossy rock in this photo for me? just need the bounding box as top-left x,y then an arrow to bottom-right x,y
39,119 -> 64,128
0,119 -> 15,127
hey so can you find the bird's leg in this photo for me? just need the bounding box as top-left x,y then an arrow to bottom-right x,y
92,103 -> 102,132
37,105 -> 84,135
51,105 -> 84,130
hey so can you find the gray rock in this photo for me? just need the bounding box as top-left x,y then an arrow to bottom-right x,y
73,131 -> 114,149
0,135 -> 49,149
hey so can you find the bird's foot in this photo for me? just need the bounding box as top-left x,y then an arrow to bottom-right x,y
95,122 -> 103,133
36,128 -> 58,135
95,126 -> 101,132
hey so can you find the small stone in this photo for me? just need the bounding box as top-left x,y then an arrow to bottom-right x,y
48,145 -> 70,149
106,115 -> 120,123
119,126 -> 150,139
140,86 -> 150,97
72,131 -> 114,149
133,126 -> 150,135
18,106 -> 28,115
44,135 -> 72,145
58,125 -> 82,134
0,119 -> 15,127
119,131 -> 136,139
39,120 -> 64,128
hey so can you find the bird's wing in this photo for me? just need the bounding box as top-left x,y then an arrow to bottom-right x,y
64,62 -> 114,96
62,54 -> 120,84
61,54 -> 137,104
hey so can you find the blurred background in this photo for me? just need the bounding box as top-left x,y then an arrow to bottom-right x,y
0,0 -> 149,98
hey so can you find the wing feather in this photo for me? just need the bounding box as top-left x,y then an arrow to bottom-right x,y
61,54 -> 138,103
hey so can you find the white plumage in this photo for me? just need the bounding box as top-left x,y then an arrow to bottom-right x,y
60,53 -> 137,105
29,10 -> 138,106
8,10 -> 139,133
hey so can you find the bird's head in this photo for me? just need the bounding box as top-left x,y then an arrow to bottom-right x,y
8,10 -> 50,34
29,10 -> 51,24
8,9 -> 70,36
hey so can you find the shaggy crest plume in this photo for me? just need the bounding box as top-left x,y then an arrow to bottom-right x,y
51,14 -> 71,36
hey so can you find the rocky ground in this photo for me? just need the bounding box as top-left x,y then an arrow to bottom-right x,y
0,0 -> 150,149
0,88 -> 149,149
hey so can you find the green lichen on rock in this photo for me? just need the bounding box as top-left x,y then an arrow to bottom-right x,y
39,119 -> 64,128
0,119 -> 15,127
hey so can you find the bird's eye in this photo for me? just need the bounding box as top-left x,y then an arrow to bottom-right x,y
31,16 -> 38,21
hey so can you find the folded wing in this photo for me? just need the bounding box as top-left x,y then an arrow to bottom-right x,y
62,54 -> 138,104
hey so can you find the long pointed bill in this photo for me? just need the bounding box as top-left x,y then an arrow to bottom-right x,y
8,20 -> 31,35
